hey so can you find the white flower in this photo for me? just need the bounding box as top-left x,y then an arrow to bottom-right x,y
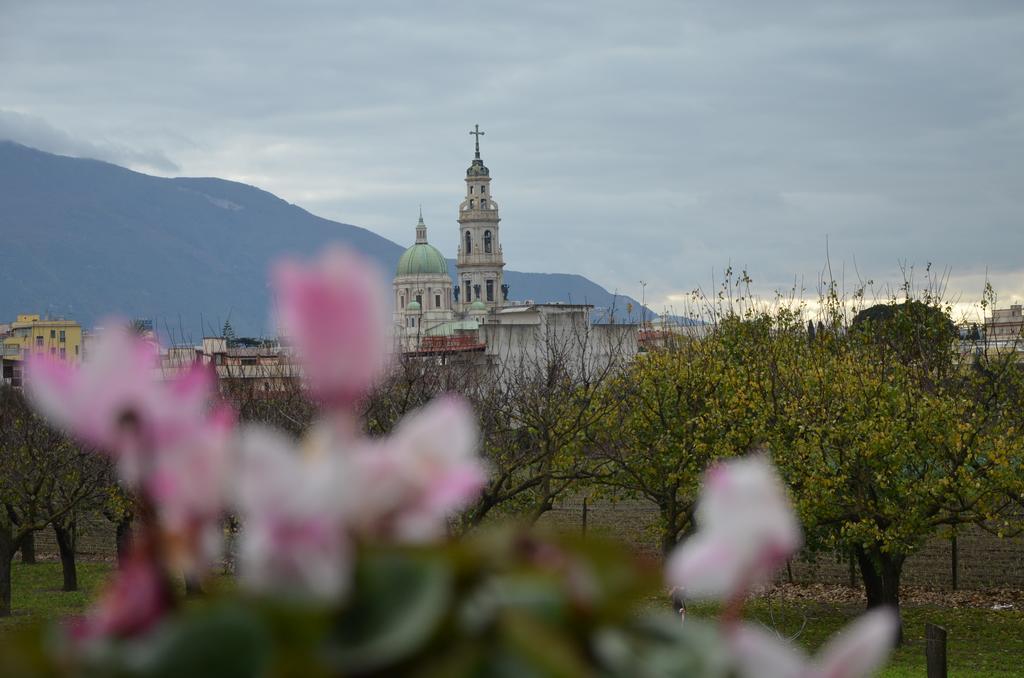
666,455 -> 802,600
731,608 -> 899,678
234,426 -> 351,601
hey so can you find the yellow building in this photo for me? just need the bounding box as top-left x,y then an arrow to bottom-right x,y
1,314 -> 83,387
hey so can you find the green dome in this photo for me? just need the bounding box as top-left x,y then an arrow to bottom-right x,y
406,300 -> 421,311
469,300 -> 488,312
396,243 -> 448,276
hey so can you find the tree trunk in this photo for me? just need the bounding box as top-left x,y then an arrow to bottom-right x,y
661,524 -> 678,556
855,545 -> 905,644
115,516 -> 133,568
660,501 -> 690,556
528,494 -> 555,525
660,507 -> 684,556
19,530 -> 36,564
0,526 -> 16,617
184,573 -> 204,597
54,521 -> 78,592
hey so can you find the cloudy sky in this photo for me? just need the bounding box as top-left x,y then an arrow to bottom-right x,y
2,1 -> 1022,318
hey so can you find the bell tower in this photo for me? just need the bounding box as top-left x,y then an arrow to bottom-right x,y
456,124 -> 505,312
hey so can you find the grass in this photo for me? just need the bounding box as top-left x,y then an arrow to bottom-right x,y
2,561 -> 1022,676
0,561 -> 112,629
690,598 -> 1024,677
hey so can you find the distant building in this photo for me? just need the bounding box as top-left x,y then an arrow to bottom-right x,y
985,304 -> 1024,342
161,336 -> 300,397
1,313 -> 83,387
389,124 -> 638,374
393,211 -> 456,351
391,127 -> 640,371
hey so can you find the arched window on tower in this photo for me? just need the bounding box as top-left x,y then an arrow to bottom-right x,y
469,199 -> 475,209
465,231 -> 472,254
484,230 -> 492,254
480,184 -> 486,194
480,199 -> 487,209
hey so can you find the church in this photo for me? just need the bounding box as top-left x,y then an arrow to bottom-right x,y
391,126 -> 637,365
391,126 -> 510,354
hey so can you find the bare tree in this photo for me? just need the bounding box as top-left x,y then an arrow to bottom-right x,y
358,311 -> 636,531
460,311 -> 635,528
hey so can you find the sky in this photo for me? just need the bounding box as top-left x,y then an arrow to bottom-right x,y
2,1 -> 1023,320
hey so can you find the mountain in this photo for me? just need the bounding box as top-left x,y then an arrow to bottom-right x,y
0,141 -> 650,340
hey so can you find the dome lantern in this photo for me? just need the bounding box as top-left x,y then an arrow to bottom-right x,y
396,213 -> 449,277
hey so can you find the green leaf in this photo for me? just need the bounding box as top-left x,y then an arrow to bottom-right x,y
497,611 -> 588,678
327,550 -> 452,673
593,614 -> 730,678
81,603 -> 272,678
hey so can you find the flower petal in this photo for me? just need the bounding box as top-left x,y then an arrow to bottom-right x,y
815,608 -> 899,678
665,533 -> 746,600
273,247 -> 390,406
731,624 -> 806,678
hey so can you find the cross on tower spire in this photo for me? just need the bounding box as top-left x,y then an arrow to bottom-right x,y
469,124 -> 485,159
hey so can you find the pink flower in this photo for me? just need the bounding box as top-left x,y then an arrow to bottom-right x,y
273,247 -> 390,407
230,395 -> 483,598
71,551 -> 173,643
234,426 -> 352,600
27,324 -> 233,571
146,405 -> 235,572
347,396 -> 486,542
666,455 -> 802,601
730,608 -> 899,678
26,324 -> 214,484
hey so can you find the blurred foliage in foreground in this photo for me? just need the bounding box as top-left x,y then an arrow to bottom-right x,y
1,530 -> 727,678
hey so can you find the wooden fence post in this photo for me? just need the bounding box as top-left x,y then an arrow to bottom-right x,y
925,623 -> 947,678
950,535 -> 958,591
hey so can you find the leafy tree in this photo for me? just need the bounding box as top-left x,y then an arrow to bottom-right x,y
753,299 -> 1024,639
222,319 -> 237,346
850,299 -> 958,376
589,324 -> 766,554
103,483 -> 135,567
661,283 -> 1024,640
0,387 -> 111,613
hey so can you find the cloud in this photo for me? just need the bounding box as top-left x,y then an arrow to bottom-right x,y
0,110 -> 179,173
1,0 -> 1023,308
